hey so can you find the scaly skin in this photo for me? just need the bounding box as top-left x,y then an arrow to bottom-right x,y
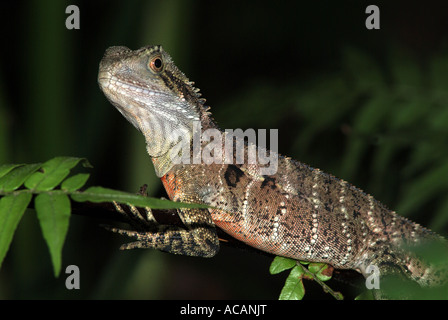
98,45 -> 447,295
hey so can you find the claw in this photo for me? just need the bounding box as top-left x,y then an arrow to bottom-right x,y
138,184 -> 149,197
120,241 -> 148,250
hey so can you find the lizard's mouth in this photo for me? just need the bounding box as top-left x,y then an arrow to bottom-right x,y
97,70 -> 115,95
98,71 -> 166,103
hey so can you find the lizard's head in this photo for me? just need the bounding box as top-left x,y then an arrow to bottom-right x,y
98,45 -> 206,162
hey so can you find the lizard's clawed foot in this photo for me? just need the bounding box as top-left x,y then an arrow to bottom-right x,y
111,184 -> 157,231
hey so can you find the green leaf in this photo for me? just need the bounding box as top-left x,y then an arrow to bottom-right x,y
389,47 -> 421,90
402,239 -> 448,269
0,164 -> 23,179
355,290 -> 375,300
341,94 -> 391,180
0,163 -> 42,192
0,192 -> 33,269
397,161 -> 448,215
342,46 -> 385,93
429,52 -> 448,101
24,157 -> 87,191
35,192 -> 71,277
71,186 -> 211,209
430,196 -> 448,232
279,265 -> 305,300
308,262 -> 333,282
269,256 -> 297,274
61,173 -> 90,192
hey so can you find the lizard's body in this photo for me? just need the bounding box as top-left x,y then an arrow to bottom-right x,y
98,45 -> 447,294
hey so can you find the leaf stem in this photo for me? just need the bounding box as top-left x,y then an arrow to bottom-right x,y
296,261 -> 344,300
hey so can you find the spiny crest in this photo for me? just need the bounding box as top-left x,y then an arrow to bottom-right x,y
120,45 -> 216,129
145,45 -> 215,125
146,45 -> 206,105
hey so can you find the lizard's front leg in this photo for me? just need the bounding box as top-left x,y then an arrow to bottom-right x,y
108,208 -> 220,258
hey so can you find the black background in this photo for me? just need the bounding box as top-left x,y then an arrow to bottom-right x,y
0,0 -> 448,300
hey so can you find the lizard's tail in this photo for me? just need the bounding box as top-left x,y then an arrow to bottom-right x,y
391,215 -> 448,287
360,213 -> 448,292
359,213 -> 448,287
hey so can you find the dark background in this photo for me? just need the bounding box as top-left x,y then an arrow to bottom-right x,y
1,0 -> 448,299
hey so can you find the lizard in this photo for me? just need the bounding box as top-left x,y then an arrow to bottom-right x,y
97,45 -> 448,297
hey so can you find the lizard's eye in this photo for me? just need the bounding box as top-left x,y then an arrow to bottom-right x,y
149,55 -> 164,73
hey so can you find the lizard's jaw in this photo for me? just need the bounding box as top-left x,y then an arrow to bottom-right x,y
98,70 -> 152,133
98,56 -> 201,165
98,45 -> 210,177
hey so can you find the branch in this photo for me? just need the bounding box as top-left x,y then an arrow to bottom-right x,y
70,199 -> 364,290
69,199 -> 261,254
